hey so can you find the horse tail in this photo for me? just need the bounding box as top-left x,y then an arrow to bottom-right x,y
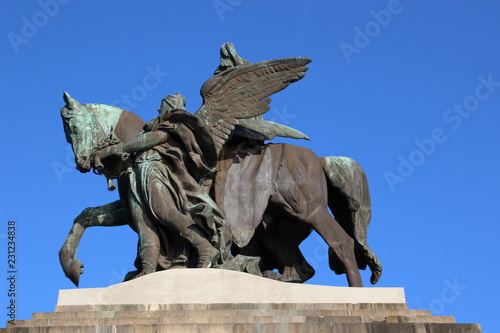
319,156 -> 382,284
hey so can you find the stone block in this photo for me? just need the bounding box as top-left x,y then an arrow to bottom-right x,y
57,269 -> 406,306
0,269 -> 481,332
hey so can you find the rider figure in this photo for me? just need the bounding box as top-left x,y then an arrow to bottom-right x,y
94,93 -> 227,278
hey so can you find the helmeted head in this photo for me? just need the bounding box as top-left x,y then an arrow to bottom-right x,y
61,92 -> 97,172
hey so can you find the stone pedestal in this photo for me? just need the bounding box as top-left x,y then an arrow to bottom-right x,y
2,269 -> 482,332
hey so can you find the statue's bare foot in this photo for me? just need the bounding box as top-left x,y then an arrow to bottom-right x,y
279,275 -> 303,283
278,266 -> 304,283
123,270 -> 141,281
197,247 -> 220,268
131,270 -> 150,280
263,270 -> 281,280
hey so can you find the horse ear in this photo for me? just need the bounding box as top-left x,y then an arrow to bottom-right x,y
63,91 -> 81,109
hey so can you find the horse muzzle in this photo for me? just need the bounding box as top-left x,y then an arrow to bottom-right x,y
75,156 -> 91,173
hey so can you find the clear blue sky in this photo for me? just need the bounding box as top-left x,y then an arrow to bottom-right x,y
1,1 -> 498,331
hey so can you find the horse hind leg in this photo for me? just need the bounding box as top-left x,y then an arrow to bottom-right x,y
273,146 -> 362,286
279,246 -> 315,283
268,218 -> 316,283
282,190 -> 362,286
263,228 -> 315,283
306,208 -> 363,287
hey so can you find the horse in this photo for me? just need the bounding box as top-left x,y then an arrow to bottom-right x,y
59,92 -> 382,287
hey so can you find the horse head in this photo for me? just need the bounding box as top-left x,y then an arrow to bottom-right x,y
61,92 -> 124,173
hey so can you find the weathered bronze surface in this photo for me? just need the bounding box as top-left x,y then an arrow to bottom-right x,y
59,43 -> 382,288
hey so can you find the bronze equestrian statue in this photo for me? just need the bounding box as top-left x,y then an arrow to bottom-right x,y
59,43 -> 382,287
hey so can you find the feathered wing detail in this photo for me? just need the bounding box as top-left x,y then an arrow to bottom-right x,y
195,57 -> 311,154
236,118 -> 310,141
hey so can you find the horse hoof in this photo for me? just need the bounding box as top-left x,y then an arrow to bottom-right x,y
65,259 -> 84,287
370,269 -> 382,285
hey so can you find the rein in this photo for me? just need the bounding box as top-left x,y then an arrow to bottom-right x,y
90,128 -> 122,175
83,106 -> 125,192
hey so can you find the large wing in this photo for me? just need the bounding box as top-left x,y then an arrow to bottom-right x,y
195,57 -> 311,153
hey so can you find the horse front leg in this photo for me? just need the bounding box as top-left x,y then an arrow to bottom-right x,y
59,200 -> 130,286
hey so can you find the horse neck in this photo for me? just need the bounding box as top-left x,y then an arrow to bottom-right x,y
85,104 -> 144,145
84,104 -> 144,182
86,104 -> 123,144
113,110 -> 146,143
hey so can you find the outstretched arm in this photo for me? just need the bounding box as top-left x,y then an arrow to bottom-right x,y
93,130 -> 171,170
122,130 -> 171,153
